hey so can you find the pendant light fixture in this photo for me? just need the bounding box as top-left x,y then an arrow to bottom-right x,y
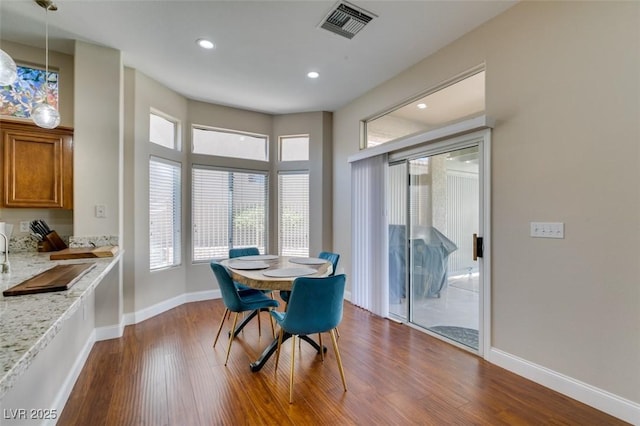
0,49 -> 18,87
31,0 -> 60,129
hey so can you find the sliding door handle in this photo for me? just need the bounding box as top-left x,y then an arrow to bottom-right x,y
473,233 -> 483,260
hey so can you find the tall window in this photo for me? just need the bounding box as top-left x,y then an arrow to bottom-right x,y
149,157 -> 182,270
192,167 -> 268,261
278,172 -> 309,256
192,126 -> 268,161
150,111 -> 178,150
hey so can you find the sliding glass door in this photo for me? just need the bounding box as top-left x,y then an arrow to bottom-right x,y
388,161 -> 408,319
388,140 -> 483,352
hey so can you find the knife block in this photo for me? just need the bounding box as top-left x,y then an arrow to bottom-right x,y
37,231 -> 68,252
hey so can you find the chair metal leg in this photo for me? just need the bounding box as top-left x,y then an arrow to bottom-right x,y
289,334 -> 296,404
213,308 -> 229,347
330,329 -> 347,392
257,309 -> 262,336
318,333 -> 324,361
335,326 -> 340,338
224,313 -> 239,366
269,310 -> 276,338
274,328 -> 284,371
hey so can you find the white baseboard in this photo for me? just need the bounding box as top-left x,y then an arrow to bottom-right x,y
45,329 -> 97,426
487,348 -> 640,425
94,321 -> 125,341
123,290 -> 220,326
185,289 -> 219,303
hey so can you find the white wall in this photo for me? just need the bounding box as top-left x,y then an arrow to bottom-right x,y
332,0 -> 639,411
124,69 -> 189,313
73,41 -> 121,237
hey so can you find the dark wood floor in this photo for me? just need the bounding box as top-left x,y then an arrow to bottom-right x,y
58,299 -> 626,425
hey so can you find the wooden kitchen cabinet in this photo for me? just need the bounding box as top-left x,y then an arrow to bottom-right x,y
1,119 -> 73,209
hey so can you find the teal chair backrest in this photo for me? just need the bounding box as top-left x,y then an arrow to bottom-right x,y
210,262 -> 245,312
280,274 -> 346,336
229,247 -> 260,258
318,251 -> 339,276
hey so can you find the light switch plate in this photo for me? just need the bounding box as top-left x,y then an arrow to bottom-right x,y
95,204 -> 107,218
530,222 -> 564,239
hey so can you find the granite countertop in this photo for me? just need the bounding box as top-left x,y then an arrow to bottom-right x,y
0,250 -> 121,399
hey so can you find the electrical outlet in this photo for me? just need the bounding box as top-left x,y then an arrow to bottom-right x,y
20,221 -> 30,233
530,222 -> 564,239
95,204 -> 107,218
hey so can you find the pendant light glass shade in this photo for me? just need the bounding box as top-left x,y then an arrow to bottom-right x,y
31,102 -> 60,129
0,49 -> 18,86
32,2 -> 60,129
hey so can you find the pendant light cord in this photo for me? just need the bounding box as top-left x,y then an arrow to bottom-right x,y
44,6 -> 49,104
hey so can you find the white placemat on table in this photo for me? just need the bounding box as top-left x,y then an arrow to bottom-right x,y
236,254 -> 279,261
228,261 -> 270,270
288,257 -> 326,265
262,267 -> 317,278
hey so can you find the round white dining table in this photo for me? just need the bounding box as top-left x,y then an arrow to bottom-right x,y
218,255 -> 333,372
220,255 -> 332,291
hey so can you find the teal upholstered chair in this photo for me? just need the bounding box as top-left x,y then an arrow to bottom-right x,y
228,247 -> 260,291
270,274 -> 347,403
211,262 -> 279,365
279,251 -> 340,304
229,247 -> 260,259
229,247 -> 273,297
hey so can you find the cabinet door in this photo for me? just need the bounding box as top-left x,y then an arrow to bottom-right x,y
3,128 -> 73,208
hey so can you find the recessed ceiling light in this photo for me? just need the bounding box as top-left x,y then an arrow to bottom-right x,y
417,103 -> 428,109
196,39 -> 215,49
307,71 -> 319,79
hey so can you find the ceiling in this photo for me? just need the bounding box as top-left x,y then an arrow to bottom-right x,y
0,1 -> 515,115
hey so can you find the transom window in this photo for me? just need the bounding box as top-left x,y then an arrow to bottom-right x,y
363,69 -> 485,148
150,111 -> 179,150
192,126 -> 268,161
280,135 -> 309,161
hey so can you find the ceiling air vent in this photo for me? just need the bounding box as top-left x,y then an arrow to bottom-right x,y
319,1 -> 377,40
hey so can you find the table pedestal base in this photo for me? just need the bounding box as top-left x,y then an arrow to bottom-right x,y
250,333 -> 325,372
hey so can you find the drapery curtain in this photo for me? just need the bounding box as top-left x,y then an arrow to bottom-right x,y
351,154 -> 389,317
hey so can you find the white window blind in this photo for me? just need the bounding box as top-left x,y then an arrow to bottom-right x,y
149,157 -> 182,270
351,154 -> 388,317
278,173 -> 309,256
192,167 -> 268,261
